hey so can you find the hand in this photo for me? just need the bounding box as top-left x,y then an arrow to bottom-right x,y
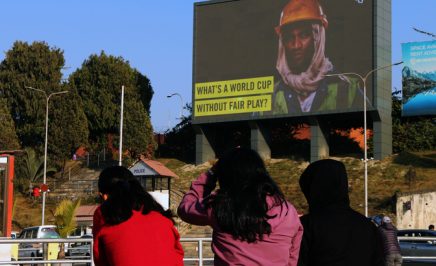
207,159 -> 218,176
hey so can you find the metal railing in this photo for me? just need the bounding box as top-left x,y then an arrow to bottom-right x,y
180,237 -> 213,266
0,237 -> 214,265
0,238 -> 92,265
4,236 -> 432,265
398,236 -> 436,261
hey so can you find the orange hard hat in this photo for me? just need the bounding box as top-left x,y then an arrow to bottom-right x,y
275,0 -> 328,35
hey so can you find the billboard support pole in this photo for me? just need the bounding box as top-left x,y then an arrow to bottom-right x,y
325,61 -> 402,217
249,121 -> 271,160
309,118 -> 329,162
194,125 -> 216,165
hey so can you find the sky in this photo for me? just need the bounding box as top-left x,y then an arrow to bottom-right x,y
0,0 -> 435,133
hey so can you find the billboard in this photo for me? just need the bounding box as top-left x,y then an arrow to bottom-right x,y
193,0 -> 374,124
401,40 -> 436,116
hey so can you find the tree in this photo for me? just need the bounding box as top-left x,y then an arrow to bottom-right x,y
392,91 -> 436,153
0,97 -> 20,150
134,69 -> 153,114
123,97 -> 155,159
0,41 -> 65,149
51,199 -> 81,259
157,103 -> 196,162
49,84 -> 89,168
69,52 -> 154,157
18,147 -> 56,192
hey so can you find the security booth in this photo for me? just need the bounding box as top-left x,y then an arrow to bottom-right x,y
129,159 -> 178,210
0,153 -> 15,237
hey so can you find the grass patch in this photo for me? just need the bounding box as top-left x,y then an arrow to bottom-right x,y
159,152 -> 436,221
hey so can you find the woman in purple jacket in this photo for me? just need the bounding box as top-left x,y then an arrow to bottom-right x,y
178,148 -> 303,265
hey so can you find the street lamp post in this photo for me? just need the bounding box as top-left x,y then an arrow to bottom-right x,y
325,61 -> 402,217
26,86 -> 69,225
166,93 -> 184,119
119,85 -> 125,166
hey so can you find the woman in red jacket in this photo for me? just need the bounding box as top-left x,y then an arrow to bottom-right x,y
93,166 -> 184,266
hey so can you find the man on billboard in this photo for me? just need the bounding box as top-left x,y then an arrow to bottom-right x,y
273,0 -> 361,114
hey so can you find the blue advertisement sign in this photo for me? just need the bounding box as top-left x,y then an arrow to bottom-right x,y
402,40 -> 436,116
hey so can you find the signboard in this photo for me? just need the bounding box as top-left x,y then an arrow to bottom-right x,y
193,0 -> 374,124
401,40 -> 436,116
129,161 -> 157,176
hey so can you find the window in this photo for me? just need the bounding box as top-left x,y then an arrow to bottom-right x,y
39,228 -> 59,239
30,229 -> 38,239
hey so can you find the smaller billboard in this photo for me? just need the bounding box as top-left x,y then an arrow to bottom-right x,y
402,40 -> 436,116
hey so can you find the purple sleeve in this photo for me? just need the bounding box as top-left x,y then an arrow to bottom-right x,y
177,172 -> 216,226
288,206 -> 303,266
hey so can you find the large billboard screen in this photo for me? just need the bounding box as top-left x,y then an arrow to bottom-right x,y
401,40 -> 436,116
193,0 -> 374,124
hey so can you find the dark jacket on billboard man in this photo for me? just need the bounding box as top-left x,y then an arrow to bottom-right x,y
273,0 -> 361,114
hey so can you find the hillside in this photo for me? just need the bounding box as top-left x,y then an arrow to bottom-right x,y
12,151 -> 435,231
161,150 -> 436,222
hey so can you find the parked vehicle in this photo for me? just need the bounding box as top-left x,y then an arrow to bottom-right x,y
10,231 -> 18,239
68,234 -> 92,258
398,229 -> 436,265
17,225 -> 60,261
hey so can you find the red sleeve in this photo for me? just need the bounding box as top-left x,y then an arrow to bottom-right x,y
93,206 -> 107,266
172,225 -> 185,266
92,206 -> 105,236
177,172 -> 216,226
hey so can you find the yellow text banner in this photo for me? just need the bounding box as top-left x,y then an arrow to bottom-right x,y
195,95 -> 271,117
195,76 -> 274,99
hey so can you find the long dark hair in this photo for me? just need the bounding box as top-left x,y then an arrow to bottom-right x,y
98,166 -> 173,225
211,148 -> 286,243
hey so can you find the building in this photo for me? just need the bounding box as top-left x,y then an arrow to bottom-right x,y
396,191 -> 436,229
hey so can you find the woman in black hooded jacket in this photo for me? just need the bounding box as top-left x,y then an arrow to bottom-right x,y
297,159 -> 384,266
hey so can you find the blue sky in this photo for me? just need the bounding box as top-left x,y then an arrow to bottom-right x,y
1,0 -> 435,132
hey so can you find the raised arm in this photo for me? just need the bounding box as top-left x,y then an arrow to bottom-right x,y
177,171 -> 217,226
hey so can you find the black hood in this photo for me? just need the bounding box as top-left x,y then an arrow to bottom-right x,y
299,159 -> 350,212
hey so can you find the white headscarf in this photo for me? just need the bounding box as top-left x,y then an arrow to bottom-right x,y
276,23 -> 333,98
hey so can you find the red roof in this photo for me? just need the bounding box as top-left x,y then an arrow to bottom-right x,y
75,205 -> 99,218
140,159 -> 179,179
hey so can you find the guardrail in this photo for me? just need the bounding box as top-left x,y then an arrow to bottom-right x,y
0,237 -> 214,265
0,238 -> 92,265
398,236 -> 436,261
180,237 -> 213,266
4,236 -> 431,265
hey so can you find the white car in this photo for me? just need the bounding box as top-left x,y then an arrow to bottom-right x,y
68,234 -> 92,258
17,225 -> 60,261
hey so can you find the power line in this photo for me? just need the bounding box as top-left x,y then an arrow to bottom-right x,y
412,27 -> 436,39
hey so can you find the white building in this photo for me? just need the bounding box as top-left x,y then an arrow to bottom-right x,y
396,191 -> 436,229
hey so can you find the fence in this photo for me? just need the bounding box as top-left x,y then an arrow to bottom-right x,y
0,238 -> 92,265
0,237 -> 213,265
398,236 -> 436,262
180,237 -> 213,266
2,235 -> 432,265
76,150 -> 114,169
